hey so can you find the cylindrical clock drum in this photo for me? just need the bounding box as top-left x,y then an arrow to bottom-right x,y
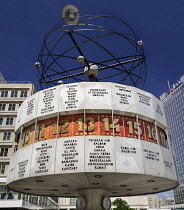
7,82 -> 178,200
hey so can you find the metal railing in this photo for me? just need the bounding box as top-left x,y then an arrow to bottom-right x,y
0,189 -> 59,209
22,194 -> 59,209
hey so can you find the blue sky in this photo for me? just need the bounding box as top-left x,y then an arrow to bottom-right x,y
1,0 -> 183,199
1,0 -> 184,98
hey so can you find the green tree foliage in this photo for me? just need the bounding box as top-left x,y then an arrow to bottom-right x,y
112,198 -> 134,210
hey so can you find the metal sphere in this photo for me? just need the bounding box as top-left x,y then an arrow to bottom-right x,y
35,62 -> 41,68
58,80 -> 64,85
84,64 -> 99,78
67,9 -> 75,19
138,40 -> 143,46
77,56 -> 85,63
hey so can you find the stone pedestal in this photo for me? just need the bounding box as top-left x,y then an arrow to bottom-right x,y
78,189 -> 108,210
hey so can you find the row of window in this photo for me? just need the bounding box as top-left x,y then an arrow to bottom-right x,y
0,103 -> 21,111
0,90 -> 28,97
0,118 -> 14,125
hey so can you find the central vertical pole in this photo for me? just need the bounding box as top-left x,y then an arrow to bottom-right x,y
78,189 -> 108,210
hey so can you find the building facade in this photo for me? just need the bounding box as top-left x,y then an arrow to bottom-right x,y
0,74 -> 59,209
147,194 -> 170,208
160,75 -> 184,204
59,195 -> 172,210
59,196 -> 149,210
0,81 -> 36,180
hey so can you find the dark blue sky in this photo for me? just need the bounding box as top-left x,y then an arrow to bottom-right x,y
1,0 -> 183,199
1,0 -> 184,99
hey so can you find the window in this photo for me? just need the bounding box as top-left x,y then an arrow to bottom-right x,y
8,104 -> 16,111
0,148 -> 8,156
3,132 -> 11,140
6,118 -> 13,125
0,118 -> 3,125
70,198 -> 77,205
1,90 -> 8,97
14,146 -> 18,153
0,104 -> 6,111
0,185 -> 6,195
0,164 -> 6,174
20,90 -> 28,97
11,90 -> 18,97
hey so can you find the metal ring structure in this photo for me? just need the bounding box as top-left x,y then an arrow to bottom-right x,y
37,9 -> 147,90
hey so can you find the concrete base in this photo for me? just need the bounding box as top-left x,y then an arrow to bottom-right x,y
77,189 -> 108,210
